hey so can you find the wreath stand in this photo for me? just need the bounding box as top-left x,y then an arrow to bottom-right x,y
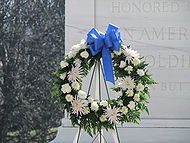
72,60 -> 121,143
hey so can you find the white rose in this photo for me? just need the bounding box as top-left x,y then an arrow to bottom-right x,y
68,51 -> 77,58
127,101 -> 136,109
100,100 -> 108,107
60,61 -> 69,68
80,51 -> 89,59
65,94 -> 73,102
119,60 -> 126,68
61,84 -> 71,94
125,66 -> 133,74
133,58 -> 140,65
134,94 -> 140,101
120,106 -> 128,114
126,89 -> 133,97
71,81 -> 80,90
137,69 -> 145,76
60,73 -> 66,80
99,115 -> 107,122
136,83 -> 144,91
91,102 -> 99,111
78,90 -> 87,99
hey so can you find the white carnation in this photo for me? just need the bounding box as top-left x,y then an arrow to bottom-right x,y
136,83 -> 144,91
60,73 -> 66,80
134,94 -> 140,101
137,69 -> 145,76
61,84 -> 71,94
100,100 -> 108,107
126,89 -> 134,97
65,94 -> 73,102
91,102 -> 99,111
60,61 -> 69,68
119,61 -> 126,68
99,115 -> 107,122
71,81 -> 80,90
80,51 -> 89,59
127,101 -> 136,109
133,57 -> 140,66
78,90 -> 87,99
74,59 -> 81,66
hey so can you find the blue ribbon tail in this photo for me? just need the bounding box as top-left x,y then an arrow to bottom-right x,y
102,47 -> 115,84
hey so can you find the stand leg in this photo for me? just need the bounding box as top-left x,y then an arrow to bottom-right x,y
112,126 -> 121,143
73,127 -> 82,143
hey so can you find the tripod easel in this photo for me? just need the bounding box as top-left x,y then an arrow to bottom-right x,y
73,60 -> 121,143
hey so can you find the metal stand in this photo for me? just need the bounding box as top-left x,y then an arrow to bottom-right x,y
73,60 -> 121,143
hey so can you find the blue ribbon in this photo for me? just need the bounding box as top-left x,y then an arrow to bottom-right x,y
87,24 -> 122,84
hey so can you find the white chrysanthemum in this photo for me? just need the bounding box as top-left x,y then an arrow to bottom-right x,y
118,76 -> 135,90
68,66 -> 83,82
74,59 -> 82,66
120,106 -> 128,114
71,98 -> 88,115
91,102 -> 99,111
134,94 -> 140,101
122,47 -> 139,64
60,73 -> 66,80
60,61 -> 69,68
65,94 -> 73,102
133,57 -> 140,65
124,66 -> 133,74
126,89 -> 134,97
100,100 -> 108,107
137,69 -> 145,76
61,84 -> 71,94
119,61 -> 126,68
99,115 -> 107,122
136,83 -> 144,91
78,90 -> 87,99
71,81 -> 80,90
105,106 -> 120,124
80,50 -> 89,59
127,101 -> 136,109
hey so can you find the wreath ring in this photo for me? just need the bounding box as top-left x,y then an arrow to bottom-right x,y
52,25 -> 157,136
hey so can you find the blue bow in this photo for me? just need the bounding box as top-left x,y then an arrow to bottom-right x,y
87,24 -> 122,84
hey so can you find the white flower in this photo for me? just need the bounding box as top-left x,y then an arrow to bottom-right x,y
127,101 -> 136,109
91,102 -> 99,111
79,39 -> 87,49
83,107 -> 90,115
119,61 -> 126,68
118,76 -> 135,90
126,89 -> 134,97
71,98 -> 88,115
136,83 -> 144,91
134,94 -> 140,101
116,91 -> 123,97
61,84 -> 71,94
68,51 -> 77,58
60,73 -> 66,80
65,94 -> 73,102
80,51 -> 89,59
88,98 -> 95,103
99,115 -> 107,122
68,66 -> 83,82
71,44 -> 81,52
105,106 -> 120,124
71,81 -> 80,90
117,100 -> 123,106
137,69 -> 145,76
122,47 -> 139,64
74,59 -> 81,66
124,66 -> 133,74
100,100 -> 108,107
113,50 -> 122,56
78,90 -> 87,99
120,106 -> 128,114
133,57 -> 140,65
60,61 -> 69,68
